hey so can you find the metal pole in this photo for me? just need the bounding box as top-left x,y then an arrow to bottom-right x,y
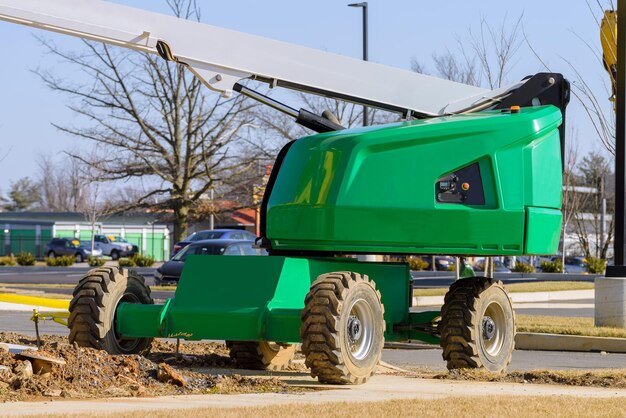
209,188 -> 214,230
608,0 -> 626,275
349,2 -> 369,126
600,176 -> 606,253
362,3 -> 368,127
151,222 -> 155,258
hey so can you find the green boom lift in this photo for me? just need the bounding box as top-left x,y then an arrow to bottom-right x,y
0,0 -> 569,384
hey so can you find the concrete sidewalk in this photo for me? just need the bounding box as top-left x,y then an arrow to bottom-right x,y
1,373 -> 625,417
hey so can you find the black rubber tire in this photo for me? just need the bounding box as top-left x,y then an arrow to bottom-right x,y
226,341 -> 296,371
68,266 -> 154,355
75,253 -> 84,263
110,250 -> 119,260
439,277 -> 515,372
47,251 -> 55,258
300,271 -> 385,385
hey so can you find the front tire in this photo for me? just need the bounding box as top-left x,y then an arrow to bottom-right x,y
47,251 -> 55,258
68,266 -> 153,355
110,250 -> 119,260
301,271 -> 385,384
75,253 -> 84,263
439,277 -> 515,372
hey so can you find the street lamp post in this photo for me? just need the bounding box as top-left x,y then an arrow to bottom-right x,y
348,2 -> 368,126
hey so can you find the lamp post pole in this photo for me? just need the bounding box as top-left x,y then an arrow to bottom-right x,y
348,2 -> 368,126
608,1 -> 626,273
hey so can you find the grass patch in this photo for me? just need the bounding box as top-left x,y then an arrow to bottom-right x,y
505,281 -> 594,293
46,396 -> 626,418
0,283 -> 76,288
413,288 -> 450,296
0,287 -> 71,300
413,281 -> 594,297
150,285 -> 177,291
516,314 -> 626,339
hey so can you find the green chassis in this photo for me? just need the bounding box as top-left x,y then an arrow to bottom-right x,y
118,256 -> 438,344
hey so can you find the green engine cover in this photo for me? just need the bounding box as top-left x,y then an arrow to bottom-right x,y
266,106 -> 563,255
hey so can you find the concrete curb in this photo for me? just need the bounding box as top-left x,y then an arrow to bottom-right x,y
515,332 -> 626,353
384,333 -> 626,354
413,289 -> 594,307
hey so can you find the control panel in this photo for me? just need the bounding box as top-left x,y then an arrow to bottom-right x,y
435,163 -> 485,205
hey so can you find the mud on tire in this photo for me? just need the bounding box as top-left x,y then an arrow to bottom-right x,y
300,271 -> 385,385
226,341 -> 296,371
68,266 -> 154,355
439,277 -> 515,372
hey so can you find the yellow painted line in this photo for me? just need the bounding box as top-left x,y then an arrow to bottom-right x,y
0,293 -> 70,310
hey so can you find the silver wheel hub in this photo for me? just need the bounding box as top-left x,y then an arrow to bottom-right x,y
482,316 -> 496,340
345,298 -> 374,361
347,315 -> 363,342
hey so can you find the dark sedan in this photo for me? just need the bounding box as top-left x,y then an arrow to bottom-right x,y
172,229 -> 256,254
154,239 -> 266,285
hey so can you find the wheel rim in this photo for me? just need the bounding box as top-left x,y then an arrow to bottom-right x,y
345,298 -> 374,362
481,301 -> 506,358
112,292 -> 142,352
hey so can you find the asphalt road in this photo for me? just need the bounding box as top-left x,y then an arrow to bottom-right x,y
1,311 -> 623,372
0,266 -> 156,285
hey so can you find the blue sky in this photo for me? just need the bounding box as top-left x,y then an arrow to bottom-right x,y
0,0 -> 614,193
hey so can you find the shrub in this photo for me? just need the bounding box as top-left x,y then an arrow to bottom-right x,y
540,259 -> 563,273
512,261 -> 535,273
406,256 -> 429,271
87,256 -> 105,267
0,256 -> 16,266
118,258 -> 136,267
16,252 -> 36,266
586,257 -> 607,274
132,254 -> 155,267
46,255 -> 75,267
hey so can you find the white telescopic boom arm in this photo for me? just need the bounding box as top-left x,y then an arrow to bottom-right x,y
0,0 -> 509,116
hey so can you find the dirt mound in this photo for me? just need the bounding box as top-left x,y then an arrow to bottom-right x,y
0,333 -> 290,402
435,368 -> 626,388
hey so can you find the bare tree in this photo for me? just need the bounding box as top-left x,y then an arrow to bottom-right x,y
570,151 -> 614,259
411,15 -> 522,89
36,0 -> 258,241
525,1 -> 615,155
81,182 -> 115,253
36,154 -> 85,212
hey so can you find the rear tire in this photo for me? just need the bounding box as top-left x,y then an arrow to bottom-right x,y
300,271 -> 385,384
68,266 -> 153,355
47,251 -> 55,258
75,253 -> 84,263
439,277 -> 515,372
226,341 -> 296,370
110,250 -> 119,260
